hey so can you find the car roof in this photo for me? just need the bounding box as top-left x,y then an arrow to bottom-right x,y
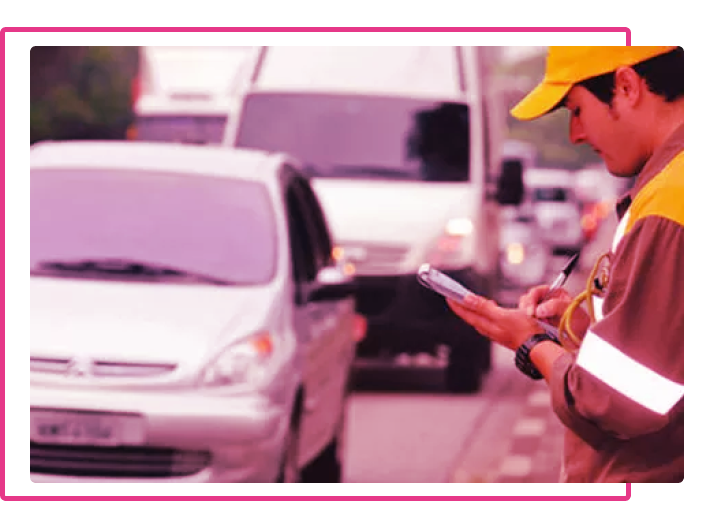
30,140 -> 293,182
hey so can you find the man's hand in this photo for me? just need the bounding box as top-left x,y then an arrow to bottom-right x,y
518,285 -> 590,342
447,294 -> 545,351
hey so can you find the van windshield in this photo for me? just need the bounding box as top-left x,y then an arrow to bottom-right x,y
533,187 -> 570,203
234,92 -> 470,182
135,115 -> 227,145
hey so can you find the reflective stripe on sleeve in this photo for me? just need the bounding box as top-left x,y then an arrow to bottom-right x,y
576,331 -> 684,415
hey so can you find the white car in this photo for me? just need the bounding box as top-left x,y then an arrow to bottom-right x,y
524,168 -> 585,256
30,141 -> 359,483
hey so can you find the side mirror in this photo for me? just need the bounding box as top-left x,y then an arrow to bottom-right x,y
305,266 -> 357,303
495,158 -> 526,206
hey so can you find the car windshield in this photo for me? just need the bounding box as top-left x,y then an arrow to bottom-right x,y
533,187 -> 570,203
30,168 -> 278,285
135,115 -> 227,145
234,92 -> 470,182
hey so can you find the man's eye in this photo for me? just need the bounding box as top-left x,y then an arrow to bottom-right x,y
572,107 -> 581,118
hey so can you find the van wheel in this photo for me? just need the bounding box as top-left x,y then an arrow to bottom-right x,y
445,351 -> 482,394
444,326 -> 489,394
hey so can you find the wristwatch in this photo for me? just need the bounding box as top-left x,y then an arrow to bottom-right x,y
515,333 -> 558,380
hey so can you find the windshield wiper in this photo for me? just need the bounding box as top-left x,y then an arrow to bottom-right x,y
33,259 -> 235,285
327,164 -> 416,178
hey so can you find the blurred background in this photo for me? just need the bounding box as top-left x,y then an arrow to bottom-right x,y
30,45 -> 611,170
30,45 -> 629,484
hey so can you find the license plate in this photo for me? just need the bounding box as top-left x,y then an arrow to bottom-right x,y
30,409 -> 145,446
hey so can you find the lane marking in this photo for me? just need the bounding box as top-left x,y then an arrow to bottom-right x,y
498,455 -> 532,477
512,417 -> 547,436
527,389 -> 551,407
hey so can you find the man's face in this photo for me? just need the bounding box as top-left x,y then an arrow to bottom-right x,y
563,84 -> 646,177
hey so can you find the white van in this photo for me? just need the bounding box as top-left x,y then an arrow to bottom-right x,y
224,46 -> 522,393
130,46 -> 262,144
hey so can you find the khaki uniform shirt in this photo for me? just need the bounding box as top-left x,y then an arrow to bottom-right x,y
550,125 -> 684,483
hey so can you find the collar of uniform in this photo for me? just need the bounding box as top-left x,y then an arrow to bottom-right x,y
614,123 -> 684,221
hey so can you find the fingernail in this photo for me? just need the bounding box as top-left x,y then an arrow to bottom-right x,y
536,306 -> 546,318
463,295 -> 477,309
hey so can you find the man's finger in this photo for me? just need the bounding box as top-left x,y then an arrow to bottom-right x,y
458,294 -> 500,316
535,298 -> 568,319
447,300 -> 503,339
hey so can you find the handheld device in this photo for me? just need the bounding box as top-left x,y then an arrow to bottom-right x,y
417,264 -> 475,304
417,263 -> 561,342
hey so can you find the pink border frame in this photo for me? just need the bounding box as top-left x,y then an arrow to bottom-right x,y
5,26 -> 632,502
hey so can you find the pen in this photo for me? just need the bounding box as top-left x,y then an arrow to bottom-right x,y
542,252 -> 580,302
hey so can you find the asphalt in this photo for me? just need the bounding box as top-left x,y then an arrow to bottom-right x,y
450,212 -> 618,483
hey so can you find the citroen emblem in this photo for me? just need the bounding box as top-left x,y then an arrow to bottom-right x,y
344,246 -> 368,263
66,357 -> 91,377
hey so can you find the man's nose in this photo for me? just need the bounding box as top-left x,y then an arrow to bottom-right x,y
569,116 -> 586,144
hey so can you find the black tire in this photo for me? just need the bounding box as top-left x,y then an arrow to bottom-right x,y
444,324 -> 490,394
300,438 -> 342,483
276,424 -> 301,483
276,392 -> 304,483
445,350 -> 482,394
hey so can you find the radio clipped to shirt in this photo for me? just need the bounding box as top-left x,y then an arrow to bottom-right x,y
416,263 -> 561,342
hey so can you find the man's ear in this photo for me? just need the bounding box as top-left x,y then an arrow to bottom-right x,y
613,66 -> 644,107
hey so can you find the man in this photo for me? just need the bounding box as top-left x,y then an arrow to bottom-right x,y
448,46 -> 683,483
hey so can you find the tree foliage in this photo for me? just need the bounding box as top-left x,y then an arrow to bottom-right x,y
496,51 -> 603,170
30,46 -> 139,144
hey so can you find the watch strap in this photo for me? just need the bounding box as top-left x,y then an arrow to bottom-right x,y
515,333 -> 557,380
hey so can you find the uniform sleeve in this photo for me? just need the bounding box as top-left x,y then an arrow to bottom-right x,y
549,215 -> 684,449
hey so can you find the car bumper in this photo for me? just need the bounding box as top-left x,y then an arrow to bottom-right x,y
353,267 -> 491,357
29,385 -> 290,483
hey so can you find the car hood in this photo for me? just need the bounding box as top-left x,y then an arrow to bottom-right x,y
30,277 -> 277,370
311,178 -> 479,245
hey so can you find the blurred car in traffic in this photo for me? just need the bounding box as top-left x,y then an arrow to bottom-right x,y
224,46 -> 522,394
496,206 -> 551,307
128,46 -> 262,145
495,142 -> 551,305
524,167 -> 586,257
573,164 -> 621,244
30,141 -> 359,483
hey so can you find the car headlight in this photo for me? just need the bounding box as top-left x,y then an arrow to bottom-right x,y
200,332 -> 273,388
444,218 -> 474,237
424,217 -> 475,268
505,242 -> 525,265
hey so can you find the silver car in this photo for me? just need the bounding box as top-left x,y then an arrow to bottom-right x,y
524,168 -> 585,256
30,141 -> 359,483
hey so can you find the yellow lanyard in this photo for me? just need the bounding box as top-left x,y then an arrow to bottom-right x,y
558,252 -> 611,352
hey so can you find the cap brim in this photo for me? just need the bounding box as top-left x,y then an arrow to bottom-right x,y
510,82 -> 572,121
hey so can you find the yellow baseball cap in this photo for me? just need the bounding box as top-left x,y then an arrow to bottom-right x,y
510,46 -> 678,121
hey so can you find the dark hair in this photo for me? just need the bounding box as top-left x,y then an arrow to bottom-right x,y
578,47 -> 684,105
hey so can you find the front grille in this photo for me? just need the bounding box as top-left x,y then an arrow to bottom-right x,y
30,357 -> 177,378
356,280 -> 398,317
344,243 -> 409,275
30,443 -> 211,478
